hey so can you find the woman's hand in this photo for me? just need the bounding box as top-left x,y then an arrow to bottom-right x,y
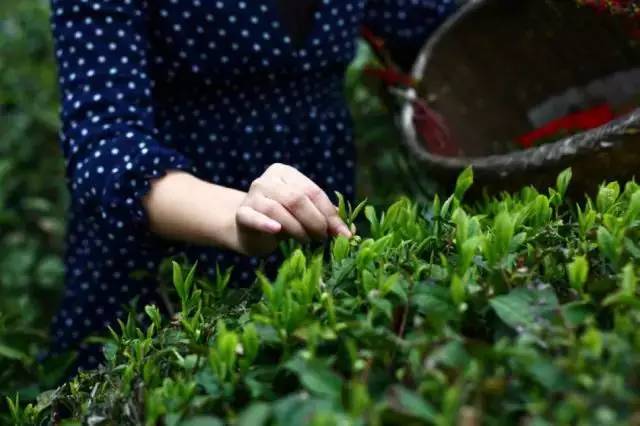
142,165 -> 351,257
233,163 -> 352,256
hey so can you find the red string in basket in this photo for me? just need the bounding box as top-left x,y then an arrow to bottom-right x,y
360,26 -> 460,156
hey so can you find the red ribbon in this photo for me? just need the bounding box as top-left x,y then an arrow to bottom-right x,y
516,104 -> 615,148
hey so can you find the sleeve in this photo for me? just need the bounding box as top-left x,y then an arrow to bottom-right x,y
49,0 -> 194,237
363,0 -> 460,70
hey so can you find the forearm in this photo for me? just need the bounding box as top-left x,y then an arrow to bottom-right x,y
142,171 -> 244,251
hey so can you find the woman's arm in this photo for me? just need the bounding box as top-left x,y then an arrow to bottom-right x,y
50,0 -> 348,256
143,165 -> 352,257
49,0 -> 194,242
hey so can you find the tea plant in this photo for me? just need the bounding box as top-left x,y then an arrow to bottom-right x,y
8,168 -> 640,425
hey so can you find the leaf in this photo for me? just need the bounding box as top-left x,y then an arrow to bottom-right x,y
172,261 -> 185,301
388,280 -> 408,304
237,403 -> 271,426
490,287 -> 558,330
596,182 -> 620,213
440,195 -> 455,219
365,205 -> 380,236
271,393 -> 334,426
412,284 -> 457,322
597,226 -> 618,265
179,416 -> 224,426
388,385 -> 437,423
531,195 -> 552,226
625,190 -> 640,223
0,343 -> 28,361
561,302 -> 593,327
620,262 -> 637,295
331,236 -> 350,263
369,297 -> 393,321
624,237 -> 640,259
241,323 -> 260,364
285,357 -> 343,400
350,198 -> 368,223
455,167 -> 474,200
556,168 -> 572,199
566,256 -> 589,292
183,262 -> 198,299
528,359 -> 563,390
450,274 -> 466,306
494,211 -> 515,258
335,191 -> 347,222
429,341 -> 470,369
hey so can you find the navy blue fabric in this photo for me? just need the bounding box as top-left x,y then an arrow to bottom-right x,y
47,0 -> 458,372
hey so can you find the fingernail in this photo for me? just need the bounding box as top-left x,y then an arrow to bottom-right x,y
265,220 -> 282,233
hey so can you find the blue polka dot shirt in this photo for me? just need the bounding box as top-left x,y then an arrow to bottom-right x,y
47,0 -> 458,372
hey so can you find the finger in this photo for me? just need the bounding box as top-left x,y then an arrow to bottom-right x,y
260,178 -> 328,239
275,166 -> 350,237
251,195 -> 310,242
236,206 -> 282,235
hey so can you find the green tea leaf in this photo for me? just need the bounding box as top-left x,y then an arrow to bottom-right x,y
556,168 -> 572,200
620,263 -> 637,295
561,302 -> 593,327
388,386 -> 436,422
179,416 -> 224,426
455,167 -> 474,200
567,256 -> 589,292
450,274 -> 466,306
285,357 -> 343,400
172,261 -> 185,301
0,343 -> 28,361
490,288 -> 558,330
596,182 -> 620,213
331,236 -> 350,263
350,198 -> 368,223
237,403 -> 271,426
335,191 -> 347,222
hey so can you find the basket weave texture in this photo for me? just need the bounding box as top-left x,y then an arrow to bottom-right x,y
401,0 -> 640,194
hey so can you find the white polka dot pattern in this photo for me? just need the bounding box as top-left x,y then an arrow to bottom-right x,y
46,0 -> 458,372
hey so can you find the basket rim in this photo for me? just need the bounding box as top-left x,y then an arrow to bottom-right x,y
399,0 -> 640,175
402,106 -> 640,174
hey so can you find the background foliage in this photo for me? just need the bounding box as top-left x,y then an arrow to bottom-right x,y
0,0 -> 68,398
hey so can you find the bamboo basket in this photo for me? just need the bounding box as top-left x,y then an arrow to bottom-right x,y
400,0 -> 640,195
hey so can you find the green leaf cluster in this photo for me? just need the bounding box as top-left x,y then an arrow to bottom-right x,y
10,168 -> 640,425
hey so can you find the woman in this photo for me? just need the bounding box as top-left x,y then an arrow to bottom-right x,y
47,0 -> 458,373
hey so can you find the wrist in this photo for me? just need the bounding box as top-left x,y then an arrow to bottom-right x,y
202,184 -> 246,253
144,170 -> 248,251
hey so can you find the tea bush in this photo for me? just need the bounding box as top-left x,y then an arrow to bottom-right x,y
9,169 -> 640,425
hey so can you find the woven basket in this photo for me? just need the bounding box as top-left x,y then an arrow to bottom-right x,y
400,0 -> 640,195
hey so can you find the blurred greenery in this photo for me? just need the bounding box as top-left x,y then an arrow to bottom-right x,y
0,0 -> 68,398
0,0 -> 422,404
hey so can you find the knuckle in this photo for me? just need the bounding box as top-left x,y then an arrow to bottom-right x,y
284,191 -> 306,210
250,177 -> 265,192
261,200 -> 278,216
306,185 -> 324,201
